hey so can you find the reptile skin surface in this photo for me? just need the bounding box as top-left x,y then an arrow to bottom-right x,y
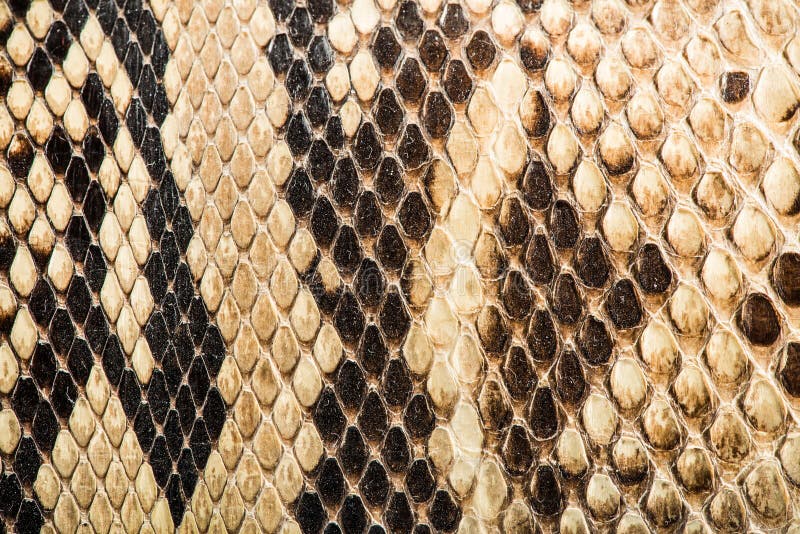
1,0 -> 800,531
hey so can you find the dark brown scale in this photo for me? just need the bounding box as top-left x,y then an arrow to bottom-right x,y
419,29 -> 448,72
527,308 -> 558,362
331,157 -> 360,210
502,346 -> 537,401
354,258 -> 385,309
396,58 -> 427,103
529,464 -> 562,516
7,134 -> 34,179
501,270 -> 532,321
498,197 -> 530,247
428,490 -> 460,533
314,387 -> 347,443
574,236 -> 610,288
379,289 -> 410,342
520,36 -> 548,72
0,56 -> 12,96
780,342 -> 800,397
310,196 -> 339,248
720,71 -> 749,103
403,394 -> 435,438
372,26 -> 402,70
359,460 -> 390,507
549,200 -> 580,249
397,191 -> 431,239
332,226 -> 363,274
438,3 -> 469,39
517,0 -> 543,12
309,267 -> 342,316
476,305 -> 509,354
383,359 -> 412,408
502,424 -> 534,476
352,122 -> 382,171
738,293 -> 781,346
576,315 -> 613,365
354,191 -> 382,238
397,127 -> 429,173
442,60 -> 472,103
382,427 -> 411,473
357,389 -> 389,443
395,0 -> 424,41
27,48 -> 52,93
316,458 -> 346,507
528,386 -> 559,440
772,252 -> 800,306
386,492 -> 416,532
524,232 -> 555,286
635,243 -> 672,294
421,91 -> 453,139
306,139 -> 335,182
334,291 -> 365,345
376,225 -> 408,271
375,156 -> 405,206
359,324 -> 388,377
522,90 -> 550,137
520,159 -> 553,211
550,273 -> 583,325
336,361 -> 367,411
554,349 -> 586,406
342,495 -> 377,534
374,88 -> 405,137
465,30 -> 496,71
0,223 -> 16,274
605,279 -> 642,330
478,378 -> 511,431
405,460 -> 435,503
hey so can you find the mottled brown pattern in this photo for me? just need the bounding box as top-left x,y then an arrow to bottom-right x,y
3,0 -> 800,532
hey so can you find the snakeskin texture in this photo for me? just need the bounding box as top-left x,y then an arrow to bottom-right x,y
2,0 -> 800,532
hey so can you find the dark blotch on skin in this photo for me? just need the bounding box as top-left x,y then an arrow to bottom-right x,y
721,71 -> 749,103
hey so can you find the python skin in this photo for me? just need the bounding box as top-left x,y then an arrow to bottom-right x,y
1,0 -> 800,531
